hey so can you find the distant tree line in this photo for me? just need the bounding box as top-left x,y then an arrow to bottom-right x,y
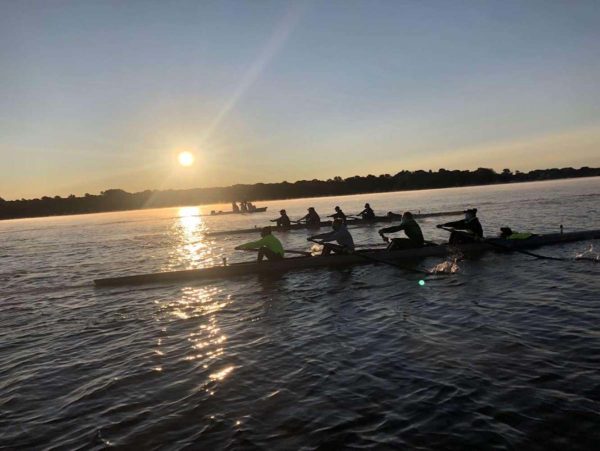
1,166 -> 599,220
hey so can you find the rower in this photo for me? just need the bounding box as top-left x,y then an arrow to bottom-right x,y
298,207 -> 321,227
235,227 -> 284,262
240,201 -> 248,213
327,206 -> 347,223
308,218 -> 355,256
232,202 -> 240,213
358,203 -> 376,220
271,209 -> 291,228
379,212 -> 424,250
437,208 -> 483,244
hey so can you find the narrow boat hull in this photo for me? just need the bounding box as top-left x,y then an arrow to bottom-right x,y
94,229 -> 600,287
210,207 -> 267,216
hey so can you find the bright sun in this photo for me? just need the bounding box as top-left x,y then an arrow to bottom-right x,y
178,151 -> 194,167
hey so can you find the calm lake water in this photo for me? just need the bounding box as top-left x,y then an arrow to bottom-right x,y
1,178 -> 599,450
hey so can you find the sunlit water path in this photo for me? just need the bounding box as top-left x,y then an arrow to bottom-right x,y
1,178 -> 599,449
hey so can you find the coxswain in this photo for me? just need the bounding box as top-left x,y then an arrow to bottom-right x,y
235,227 -> 284,262
499,227 -> 534,240
271,209 -> 291,228
379,212 -> 425,250
308,218 -> 355,256
437,208 -> 483,244
358,203 -> 376,220
232,202 -> 240,213
298,207 -> 321,227
327,206 -> 347,223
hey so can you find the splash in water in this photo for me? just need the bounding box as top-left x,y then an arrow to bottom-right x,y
430,258 -> 461,274
576,244 -> 599,262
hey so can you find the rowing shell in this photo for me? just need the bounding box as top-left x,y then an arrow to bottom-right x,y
209,207 -> 268,216
206,210 -> 464,236
93,229 -> 600,287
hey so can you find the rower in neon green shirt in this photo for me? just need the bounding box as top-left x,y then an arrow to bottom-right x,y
235,227 -> 284,262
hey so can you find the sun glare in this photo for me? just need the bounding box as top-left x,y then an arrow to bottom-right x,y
178,151 -> 195,167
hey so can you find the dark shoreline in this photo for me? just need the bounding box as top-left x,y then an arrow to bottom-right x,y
1,167 -> 598,221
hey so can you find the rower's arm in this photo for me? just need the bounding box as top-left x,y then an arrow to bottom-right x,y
309,230 -> 336,242
441,219 -> 467,229
236,237 -> 267,250
379,224 -> 404,234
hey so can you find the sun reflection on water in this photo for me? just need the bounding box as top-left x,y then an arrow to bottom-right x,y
156,283 -> 234,394
164,207 -> 213,271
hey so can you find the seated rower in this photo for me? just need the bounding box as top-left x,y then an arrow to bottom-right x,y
271,209 -> 291,228
232,201 -> 240,213
240,201 -> 248,213
327,206 -> 347,223
499,227 -> 534,240
378,212 -> 424,250
437,208 -> 483,244
235,227 -> 284,262
298,207 -> 321,227
308,218 -> 355,256
358,203 -> 376,220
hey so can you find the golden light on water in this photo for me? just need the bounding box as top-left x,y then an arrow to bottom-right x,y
178,151 -> 195,167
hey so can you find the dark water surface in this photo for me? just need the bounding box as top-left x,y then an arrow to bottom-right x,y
1,178 -> 599,450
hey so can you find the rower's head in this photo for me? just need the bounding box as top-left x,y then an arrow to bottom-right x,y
280,209 -> 286,214
365,203 -> 370,208
332,218 -> 344,230
335,206 -> 341,212
308,207 -> 315,212
401,211 -> 414,222
464,208 -> 477,220
260,226 -> 272,237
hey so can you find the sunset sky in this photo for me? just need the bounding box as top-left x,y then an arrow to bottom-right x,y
1,0 -> 599,200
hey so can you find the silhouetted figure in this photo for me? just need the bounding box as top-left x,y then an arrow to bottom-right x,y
308,219 -> 355,255
327,206 -> 347,223
271,209 -> 291,228
235,227 -> 284,262
298,207 -> 321,227
379,212 -> 424,250
358,203 -> 376,220
232,202 -> 240,213
438,208 -> 483,244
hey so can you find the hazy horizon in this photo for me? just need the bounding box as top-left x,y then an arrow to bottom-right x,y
2,0 -> 600,199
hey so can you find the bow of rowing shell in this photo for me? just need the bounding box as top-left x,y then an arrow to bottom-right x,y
94,229 -> 600,286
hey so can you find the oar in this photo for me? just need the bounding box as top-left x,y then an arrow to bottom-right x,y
238,248 -> 311,257
439,226 -> 580,262
308,239 -> 431,275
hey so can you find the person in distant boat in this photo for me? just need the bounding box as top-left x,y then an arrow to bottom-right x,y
327,206 -> 347,223
232,202 -> 240,213
247,202 -> 256,212
235,227 -> 284,262
358,203 -> 376,220
499,227 -> 534,240
240,201 -> 248,213
298,207 -> 321,227
308,219 -> 355,255
271,209 -> 291,228
379,212 -> 425,250
437,208 -> 483,244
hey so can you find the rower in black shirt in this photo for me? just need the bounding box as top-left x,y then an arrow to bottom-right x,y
379,212 -> 425,249
298,207 -> 321,228
438,208 -> 483,244
271,209 -> 291,228
327,206 -> 347,223
358,203 -> 376,220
